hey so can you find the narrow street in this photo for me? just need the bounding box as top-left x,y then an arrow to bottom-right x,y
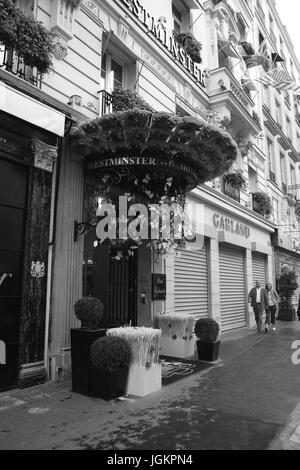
1,321 -> 299,451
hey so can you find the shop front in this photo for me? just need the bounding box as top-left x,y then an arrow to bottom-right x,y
0,100 -> 63,391
166,187 -> 276,333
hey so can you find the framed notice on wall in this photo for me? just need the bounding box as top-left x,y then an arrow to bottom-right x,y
152,274 -> 166,300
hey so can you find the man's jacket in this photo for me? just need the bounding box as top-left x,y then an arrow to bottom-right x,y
248,287 -> 268,309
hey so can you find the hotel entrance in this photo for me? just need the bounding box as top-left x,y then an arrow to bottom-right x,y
83,230 -> 138,327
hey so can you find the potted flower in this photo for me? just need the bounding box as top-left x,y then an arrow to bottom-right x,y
194,318 -> 220,362
107,327 -> 162,397
71,296 -> 106,394
154,313 -> 195,359
89,336 -> 131,400
223,171 -> 246,191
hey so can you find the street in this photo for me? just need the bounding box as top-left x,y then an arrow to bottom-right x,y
0,321 -> 299,450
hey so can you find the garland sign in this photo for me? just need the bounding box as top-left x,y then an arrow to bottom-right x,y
118,0 -> 206,88
213,213 -> 250,239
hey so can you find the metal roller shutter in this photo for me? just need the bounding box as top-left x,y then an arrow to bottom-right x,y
219,244 -> 247,331
174,243 -> 209,319
252,252 -> 267,287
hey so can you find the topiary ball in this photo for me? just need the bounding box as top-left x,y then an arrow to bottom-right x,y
74,296 -> 104,330
90,336 -> 131,372
194,318 -> 220,342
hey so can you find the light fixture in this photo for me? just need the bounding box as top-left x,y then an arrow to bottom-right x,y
68,95 -> 82,107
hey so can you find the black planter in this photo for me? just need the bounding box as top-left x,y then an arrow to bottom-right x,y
71,328 -> 107,393
89,366 -> 129,400
196,340 -> 220,362
278,307 -> 295,322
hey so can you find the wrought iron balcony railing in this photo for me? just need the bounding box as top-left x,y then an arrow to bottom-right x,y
269,171 -> 276,184
282,182 -> 287,194
98,90 -> 113,116
0,44 -> 42,88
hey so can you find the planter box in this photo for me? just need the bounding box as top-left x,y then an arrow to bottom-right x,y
278,308 -> 295,322
89,366 -> 129,400
126,363 -> 162,397
159,336 -> 195,359
196,340 -> 220,362
70,328 -> 107,394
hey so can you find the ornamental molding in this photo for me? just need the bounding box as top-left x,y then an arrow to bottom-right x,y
30,260 -> 46,279
32,139 -> 58,173
52,34 -> 69,60
141,49 -> 174,86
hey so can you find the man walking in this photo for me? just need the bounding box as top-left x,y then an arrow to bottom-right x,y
248,281 -> 268,333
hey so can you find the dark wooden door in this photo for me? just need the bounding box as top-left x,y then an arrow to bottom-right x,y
0,159 -> 27,390
83,235 -> 138,327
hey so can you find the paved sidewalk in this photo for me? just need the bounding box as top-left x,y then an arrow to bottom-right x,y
0,321 -> 300,450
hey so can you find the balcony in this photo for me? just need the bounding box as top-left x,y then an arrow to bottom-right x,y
207,67 -> 260,133
0,44 -> 42,88
98,90 -> 113,116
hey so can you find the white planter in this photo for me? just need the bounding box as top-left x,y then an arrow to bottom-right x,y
126,363 -> 162,397
160,335 -> 195,359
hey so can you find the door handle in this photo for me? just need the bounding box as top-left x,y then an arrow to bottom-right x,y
0,273 -> 13,286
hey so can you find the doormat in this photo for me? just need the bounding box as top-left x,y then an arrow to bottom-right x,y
161,356 -> 213,386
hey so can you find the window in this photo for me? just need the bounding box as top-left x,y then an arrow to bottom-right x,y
272,198 -> 279,224
267,139 -> 274,172
290,165 -> 296,186
101,53 -> 123,92
275,100 -> 282,127
248,167 -> 257,193
263,85 -> 270,109
280,152 -> 286,185
286,116 -> 292,141
172,4 -> 182,33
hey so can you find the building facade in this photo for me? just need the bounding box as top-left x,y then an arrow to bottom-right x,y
0,0 -> 299,390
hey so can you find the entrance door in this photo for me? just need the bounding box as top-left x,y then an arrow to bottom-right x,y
0,159 -> 27,391
83,235 -> 138,327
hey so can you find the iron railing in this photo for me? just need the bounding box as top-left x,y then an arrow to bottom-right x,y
269,171 -> 276,183
288,185 -> 300,201
0,44 -> 42,88
98,90 -> 113,116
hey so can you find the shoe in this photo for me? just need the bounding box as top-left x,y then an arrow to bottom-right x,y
265,325 -> 268,333
272,327 -> 276,331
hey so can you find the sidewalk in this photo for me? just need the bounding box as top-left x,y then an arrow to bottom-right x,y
0,321 -> 300,450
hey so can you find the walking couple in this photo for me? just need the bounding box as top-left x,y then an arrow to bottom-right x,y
248,281 -> 279,333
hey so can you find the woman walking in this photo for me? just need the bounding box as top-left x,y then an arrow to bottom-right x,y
265,283 -> 279,332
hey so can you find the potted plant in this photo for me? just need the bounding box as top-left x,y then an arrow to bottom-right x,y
194,318 -> 220,362
277,268 -> 299,321
223,171 -> 246,191
252,192 -> 272,218
71,296 -> 106,394
174,32 -> 202,63
240,41 -> 256,56
154,313 -> 195,359
107,327 -> 162,397
89,336 -> 131,399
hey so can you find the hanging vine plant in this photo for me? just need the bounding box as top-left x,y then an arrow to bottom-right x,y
174,32 -> 202,64
0,0 -> 53,73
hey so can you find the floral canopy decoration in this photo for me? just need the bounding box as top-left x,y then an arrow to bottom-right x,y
70,109 -> 237,259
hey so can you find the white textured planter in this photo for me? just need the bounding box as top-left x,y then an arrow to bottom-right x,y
160,335 -> 195,358
126,363 -> 162,397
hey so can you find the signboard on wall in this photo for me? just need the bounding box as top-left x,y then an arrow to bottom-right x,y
152,274 -> 166,300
